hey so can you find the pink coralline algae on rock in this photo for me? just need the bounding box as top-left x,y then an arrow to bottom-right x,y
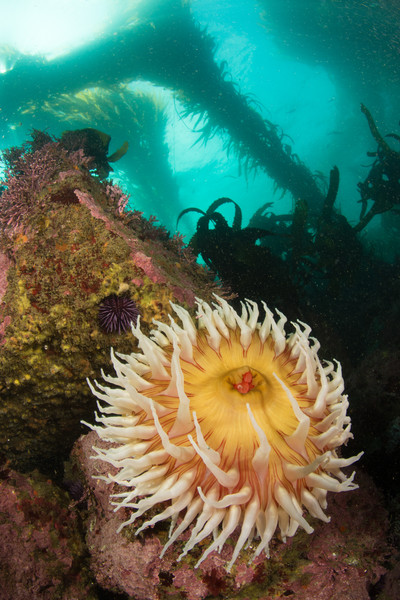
0,467 -> 93,600
71,432 -> 395,600
131,250 -> 168,285
285,470 -> 392,600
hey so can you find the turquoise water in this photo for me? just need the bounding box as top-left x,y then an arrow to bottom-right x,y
1,0 -> 398,240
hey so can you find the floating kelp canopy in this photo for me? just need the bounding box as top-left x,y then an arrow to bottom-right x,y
1,0 -> 325,211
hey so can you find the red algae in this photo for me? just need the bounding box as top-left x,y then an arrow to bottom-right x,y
0,468 -> 93,600
70,431 -> 395,600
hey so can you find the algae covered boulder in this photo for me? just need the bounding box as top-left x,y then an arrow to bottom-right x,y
0,133 -> 219,472
69,432 -> 392,600
0,465 -> 94,600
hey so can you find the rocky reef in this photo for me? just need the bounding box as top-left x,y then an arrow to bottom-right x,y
23,431 -> 395,600
0,132 -> 221,473
0,430 -> 395,600
0,464 -> 94,600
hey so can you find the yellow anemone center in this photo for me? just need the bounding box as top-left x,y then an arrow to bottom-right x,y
182,330 -> 305,457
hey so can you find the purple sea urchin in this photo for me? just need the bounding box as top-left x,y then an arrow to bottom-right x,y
98,294 -> 139,334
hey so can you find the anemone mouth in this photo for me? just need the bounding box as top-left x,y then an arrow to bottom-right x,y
86,295 -> 363,571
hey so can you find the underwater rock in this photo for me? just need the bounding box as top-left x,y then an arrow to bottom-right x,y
0,136 -> 220,473
0,252 -> 12,344
0,466 -> 94,600
70,431 -> 394,600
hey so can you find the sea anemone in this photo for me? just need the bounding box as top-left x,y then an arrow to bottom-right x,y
87,296 -> 362,570
98,294 -> 139,334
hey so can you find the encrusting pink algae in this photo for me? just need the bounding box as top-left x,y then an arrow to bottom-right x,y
67,431 -> 393,600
